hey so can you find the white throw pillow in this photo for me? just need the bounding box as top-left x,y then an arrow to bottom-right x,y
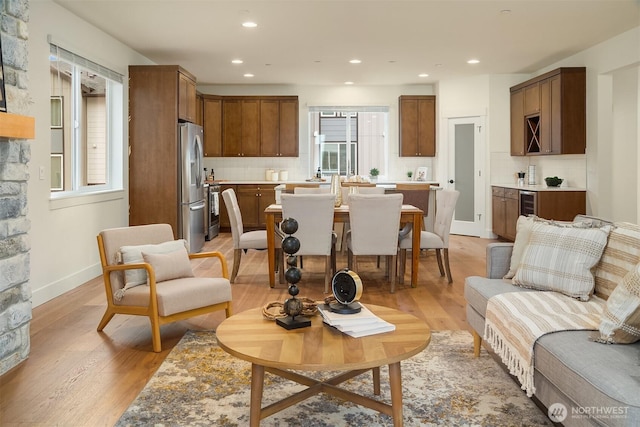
142,247 -> 194,283
119,240 -> 189,287
513,222 -> 611,301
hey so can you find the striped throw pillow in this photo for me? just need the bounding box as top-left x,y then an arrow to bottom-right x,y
594,263 -> 640,344
513,222 -> 611,301
594,222 -> 640,300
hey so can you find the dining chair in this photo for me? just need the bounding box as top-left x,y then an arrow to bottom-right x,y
222,188 -> 282,283
96,223 -> 232,352
280,193 -> 337,293
285,183 -> 320,193
346,193 -> 403,293
398,189 -> 460,284
338,185 -> 386,252
395,183 -> 431,231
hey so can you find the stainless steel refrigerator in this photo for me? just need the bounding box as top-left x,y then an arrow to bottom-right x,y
178,122 -> 205,253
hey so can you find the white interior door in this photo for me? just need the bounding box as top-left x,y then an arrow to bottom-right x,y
447,117 -> 485,237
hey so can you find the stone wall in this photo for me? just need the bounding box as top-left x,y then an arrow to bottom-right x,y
0,0 -> 32,376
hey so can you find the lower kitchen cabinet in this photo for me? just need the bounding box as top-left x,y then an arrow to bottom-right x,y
492,187 -> 519,241
219,184 -> 276,230
492,185 -> 586,241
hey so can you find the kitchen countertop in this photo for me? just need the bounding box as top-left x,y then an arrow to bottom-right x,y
211,180 -> 440,186
492,183 -> 586,191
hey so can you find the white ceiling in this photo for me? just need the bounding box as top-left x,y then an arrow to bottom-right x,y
53,0 -> 640,86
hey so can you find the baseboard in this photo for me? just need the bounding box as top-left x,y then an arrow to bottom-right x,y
31,263 -> 102,307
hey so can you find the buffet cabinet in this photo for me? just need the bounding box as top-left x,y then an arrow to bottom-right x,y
510,67 -> 585,156
219,184 -> 277,230
399,95 -> 436,157
492,186 -> 586,241
203,95 -> 299,158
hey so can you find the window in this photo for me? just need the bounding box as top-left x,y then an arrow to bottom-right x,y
310,107 -> 388,178
49,44 -> 123,194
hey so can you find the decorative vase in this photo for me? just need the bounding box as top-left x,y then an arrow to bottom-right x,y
330,174 -> 342,207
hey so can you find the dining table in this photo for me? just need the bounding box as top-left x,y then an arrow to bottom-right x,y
265,203 -> 424,288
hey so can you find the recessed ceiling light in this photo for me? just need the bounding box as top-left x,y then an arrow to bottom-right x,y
418,73 -> 429,78
231,59 -> 243,64
467,59 -> 480,64
349,59 -> 362,64
244,73 -> 254,78
344,81 -> 354,85
500,9 -> 511,14
242,21 -> 257,28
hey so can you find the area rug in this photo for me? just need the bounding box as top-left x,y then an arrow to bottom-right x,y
116,330 -> 552,426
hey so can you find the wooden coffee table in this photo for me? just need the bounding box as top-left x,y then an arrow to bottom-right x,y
216,304 -> 431,427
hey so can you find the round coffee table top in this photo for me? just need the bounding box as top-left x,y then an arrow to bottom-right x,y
216,304 -> 431,371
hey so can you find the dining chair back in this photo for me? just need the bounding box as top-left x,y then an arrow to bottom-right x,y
281,193 -> 337,292
96,223 -> 232,352
395,183 -> 431,230
285,183 -> 320,193
346,193 -> 403,292
222,188 -> 281,283
398,189 -> 460,284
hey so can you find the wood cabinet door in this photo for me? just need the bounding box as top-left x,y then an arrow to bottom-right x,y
399,96 -> 435,157
260,100 -> 280,156
178,73 -> 197,122
257,186 -> 276,227
504,194 -> 519,241
195,94 -> 203,126
278,99 -> 299,157
523,83 -> 540,116
236,185 -> 260,228
492,194 -> 506,238
242,100 -> 261,156
510,89 -> 525,156
223,100 -> 242,156
219,185 -> 235,228
203,97 -> 222,157
539,75 -> 563,155
399,97 -> 419,156
417,97 -> 436,156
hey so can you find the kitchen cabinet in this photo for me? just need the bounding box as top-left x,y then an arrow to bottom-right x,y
510,67 -> 585,156
234,184 -> 276,229
492,185 -> 586,241
260,98 -> 299,157
195,93 -> 203,126
399,95 -> 436,157
128,65 -> 198,234
203,95 -> 222,157
492,186 -> 519,241
222,98 -> 261,157
178,72 -> 197,123
219,184 -> 235,229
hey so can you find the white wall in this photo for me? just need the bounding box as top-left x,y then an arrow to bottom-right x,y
28,0 -> 152,306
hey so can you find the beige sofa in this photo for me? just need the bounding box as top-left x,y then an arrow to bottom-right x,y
465,215 -> 640,426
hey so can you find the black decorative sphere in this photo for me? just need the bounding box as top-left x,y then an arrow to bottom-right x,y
281,217 -> 299,235
282,236 -> 300,255
287,255 -> 298,267
283,297 -> 303,317
288,284 -> 300,297
285,267 -> 302,284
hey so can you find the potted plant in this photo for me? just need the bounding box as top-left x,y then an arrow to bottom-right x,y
407,171 -> 413,180
369,167 -> 380,183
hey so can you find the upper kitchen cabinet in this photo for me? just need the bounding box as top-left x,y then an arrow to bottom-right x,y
221,96 -> 299,157
195,92 -> 204,126
510,67 -> 585,156
399,95 -> 436,157
128,65 -> 198,232
202,95 -> 222,157
260,97 -> 299,157
178,71 -> 197,123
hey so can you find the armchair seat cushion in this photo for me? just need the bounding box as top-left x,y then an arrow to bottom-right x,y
115,277 -> 232,317
398,230 -> 443,249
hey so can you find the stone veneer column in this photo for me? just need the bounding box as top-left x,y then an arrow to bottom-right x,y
0,0 -> 32,376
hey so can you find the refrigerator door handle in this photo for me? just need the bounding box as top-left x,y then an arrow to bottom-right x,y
190,201 -> 206,211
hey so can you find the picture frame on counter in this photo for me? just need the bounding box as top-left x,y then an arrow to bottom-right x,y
413,167 -> 429,181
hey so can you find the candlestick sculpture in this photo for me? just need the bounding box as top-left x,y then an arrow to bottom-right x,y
276,217 -> 312,330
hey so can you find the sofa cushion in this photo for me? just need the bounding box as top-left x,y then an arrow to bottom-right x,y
513,222 -> 610,301
594,262 -> 640,344
464,276 -> 532,317
142,247 -> 194,283
594,222 -> 640,300
535,331 -> 640,424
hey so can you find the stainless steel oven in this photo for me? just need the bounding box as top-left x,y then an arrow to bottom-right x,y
206,184 -> 220,240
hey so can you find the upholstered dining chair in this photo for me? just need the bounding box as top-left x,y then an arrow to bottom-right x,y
280,193 -> 337,293
338,186 -> 385,253
222,188 -> 282,283
346,193 -> 403,293
96,223 -> 232,352
398,189 -> 460,284
285,183 -> 320,193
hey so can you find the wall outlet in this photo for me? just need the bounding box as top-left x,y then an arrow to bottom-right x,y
39,166 -> 45,180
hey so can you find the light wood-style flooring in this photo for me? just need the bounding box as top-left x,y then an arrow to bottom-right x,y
0,232 -> 496,426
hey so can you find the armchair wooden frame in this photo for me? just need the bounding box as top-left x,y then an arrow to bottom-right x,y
96,234 -> 232,352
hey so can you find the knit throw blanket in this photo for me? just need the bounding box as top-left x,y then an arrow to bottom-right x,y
484,291 -> 604,397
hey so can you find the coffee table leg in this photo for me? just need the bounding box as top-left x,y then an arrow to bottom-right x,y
250,363 -> 265,427
389,362 -> 403,427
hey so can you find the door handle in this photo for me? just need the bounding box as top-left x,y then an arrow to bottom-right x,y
449,179 -> 454,184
